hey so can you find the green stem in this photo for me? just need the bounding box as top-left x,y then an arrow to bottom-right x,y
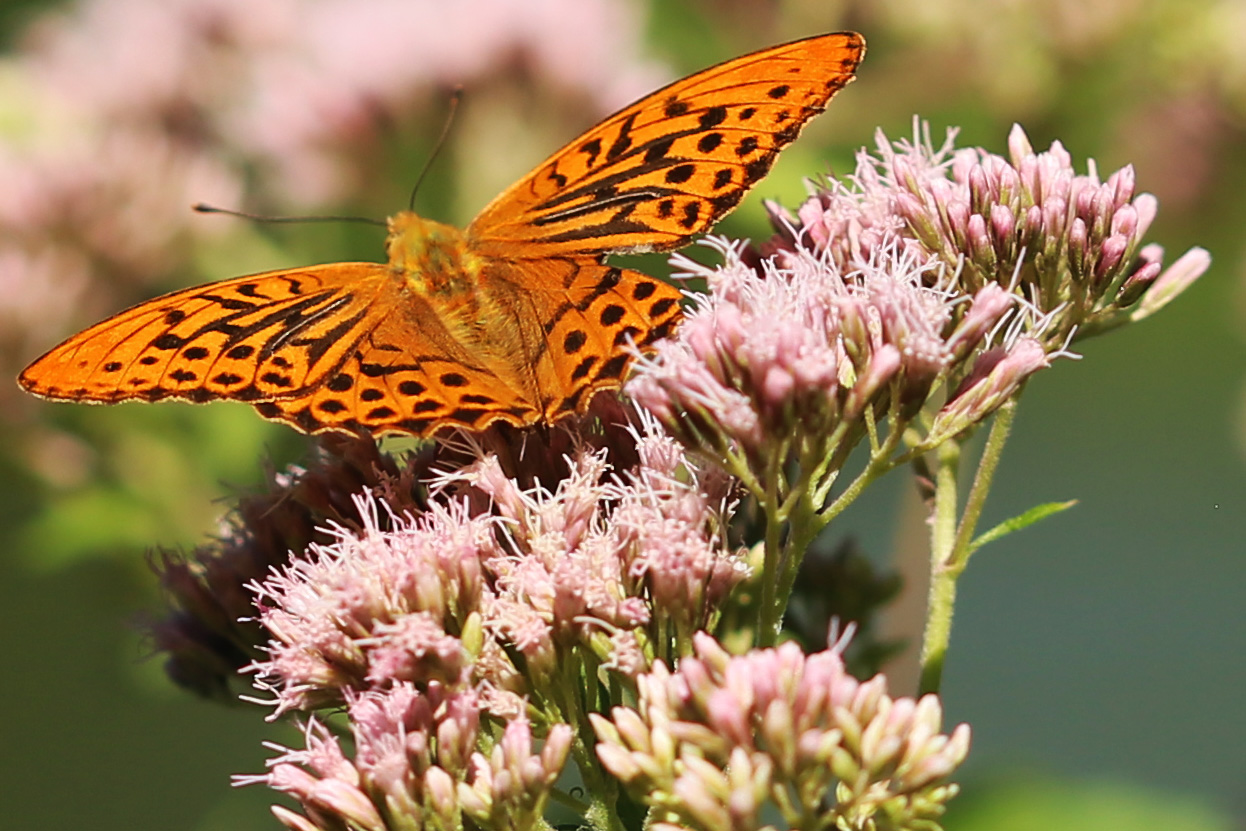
918,438 -> 961,696
916,400 -> 1019,695
756,467 -> 789,647
550,653 -> 624,831
818,425 -> 904,526
949,398 -> 1017,570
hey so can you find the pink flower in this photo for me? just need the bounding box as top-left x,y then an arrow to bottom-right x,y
627,238 -> 1018,465
777,121 -> 1208,348
593,632 -> 970,831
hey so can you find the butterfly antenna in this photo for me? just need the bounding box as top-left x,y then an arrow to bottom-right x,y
409,86 -> 463,211
192,204 -> 387,227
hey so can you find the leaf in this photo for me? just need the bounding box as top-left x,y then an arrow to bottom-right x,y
968,499 -> 1078,554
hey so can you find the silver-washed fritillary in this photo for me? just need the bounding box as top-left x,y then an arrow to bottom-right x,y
19,32 -> 865,436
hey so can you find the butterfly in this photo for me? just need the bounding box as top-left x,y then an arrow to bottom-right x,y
19,32 -> 865,437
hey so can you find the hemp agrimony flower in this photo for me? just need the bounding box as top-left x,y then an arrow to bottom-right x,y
592,633 -> 969,831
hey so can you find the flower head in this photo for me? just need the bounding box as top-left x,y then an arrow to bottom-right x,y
628,237 -> 1021,470
778,121 -> 1209,347
236,418 -> 747,828
593,632 -> 970,831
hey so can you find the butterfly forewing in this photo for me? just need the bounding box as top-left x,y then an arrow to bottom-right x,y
467,31 -> 864,257
20,264 -> 393,404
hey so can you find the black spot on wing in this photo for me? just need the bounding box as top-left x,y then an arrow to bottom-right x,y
632,281 -> 657,301
664,164 -> 695,184
398,380 -> 425,396
599,304 -> 625,326
697,132 -> 724,153
698,106 -> 727,128
680,201 -> 701,229
571,356 -> 597,381
563,330 -> 587,354
579,137 -> 602,167
644,137 -> 675,164
595,354 -> 630,381
606,113 -> 638,162
663,97 -> 689,118
153,334 -> 185,350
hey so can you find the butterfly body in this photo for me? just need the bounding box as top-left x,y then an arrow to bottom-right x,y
20,31 -> 865,437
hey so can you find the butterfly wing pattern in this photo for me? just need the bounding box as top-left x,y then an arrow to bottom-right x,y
19,32 -> 865,437
469,32 -> 865,257
19,264 -> 394,403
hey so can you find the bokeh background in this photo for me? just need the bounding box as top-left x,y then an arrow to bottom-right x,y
0,0 -> 1241,829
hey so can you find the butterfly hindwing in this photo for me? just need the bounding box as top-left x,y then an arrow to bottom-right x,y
468,31 -> 864,257
253,258 -> 683,436
486,258 -> 684,422
251,295 -> 544,436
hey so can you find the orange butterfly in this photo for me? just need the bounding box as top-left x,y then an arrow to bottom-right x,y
19,32 -> 865,437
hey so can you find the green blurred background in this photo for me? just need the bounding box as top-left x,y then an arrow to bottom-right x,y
0,0 -> 1241,829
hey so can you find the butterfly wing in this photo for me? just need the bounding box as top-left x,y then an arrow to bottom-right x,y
467,31 -> 865,257
257,258 -> 682,435
19,32 -> 865,438
19,264 -> 399,406
482,257 -> 683,423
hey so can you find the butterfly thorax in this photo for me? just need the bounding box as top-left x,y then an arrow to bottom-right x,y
384,210 -> 527,379
385,211 -> 484,298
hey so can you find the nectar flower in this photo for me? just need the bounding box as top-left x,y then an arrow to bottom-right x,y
592,632 -> 970,831
778,121 -> 1209,348
627,238 -> 1020,471
242,683 -> 571,831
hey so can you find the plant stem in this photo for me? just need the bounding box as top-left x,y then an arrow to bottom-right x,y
916,399 -> 1019,695
918,438 -> 961,695
756,468 -> 788,647
949,398 -> 1017,570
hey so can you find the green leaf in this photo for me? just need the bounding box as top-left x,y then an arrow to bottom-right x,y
968,500 -> 1077,554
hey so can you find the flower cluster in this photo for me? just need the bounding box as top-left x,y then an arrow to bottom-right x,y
774,122 -> 1210,345
629,239 -> 1026,474
592,632 -> 970,831
238,418 -> 748,830
633,123 -> 1209,480
242,684 -> 571,831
